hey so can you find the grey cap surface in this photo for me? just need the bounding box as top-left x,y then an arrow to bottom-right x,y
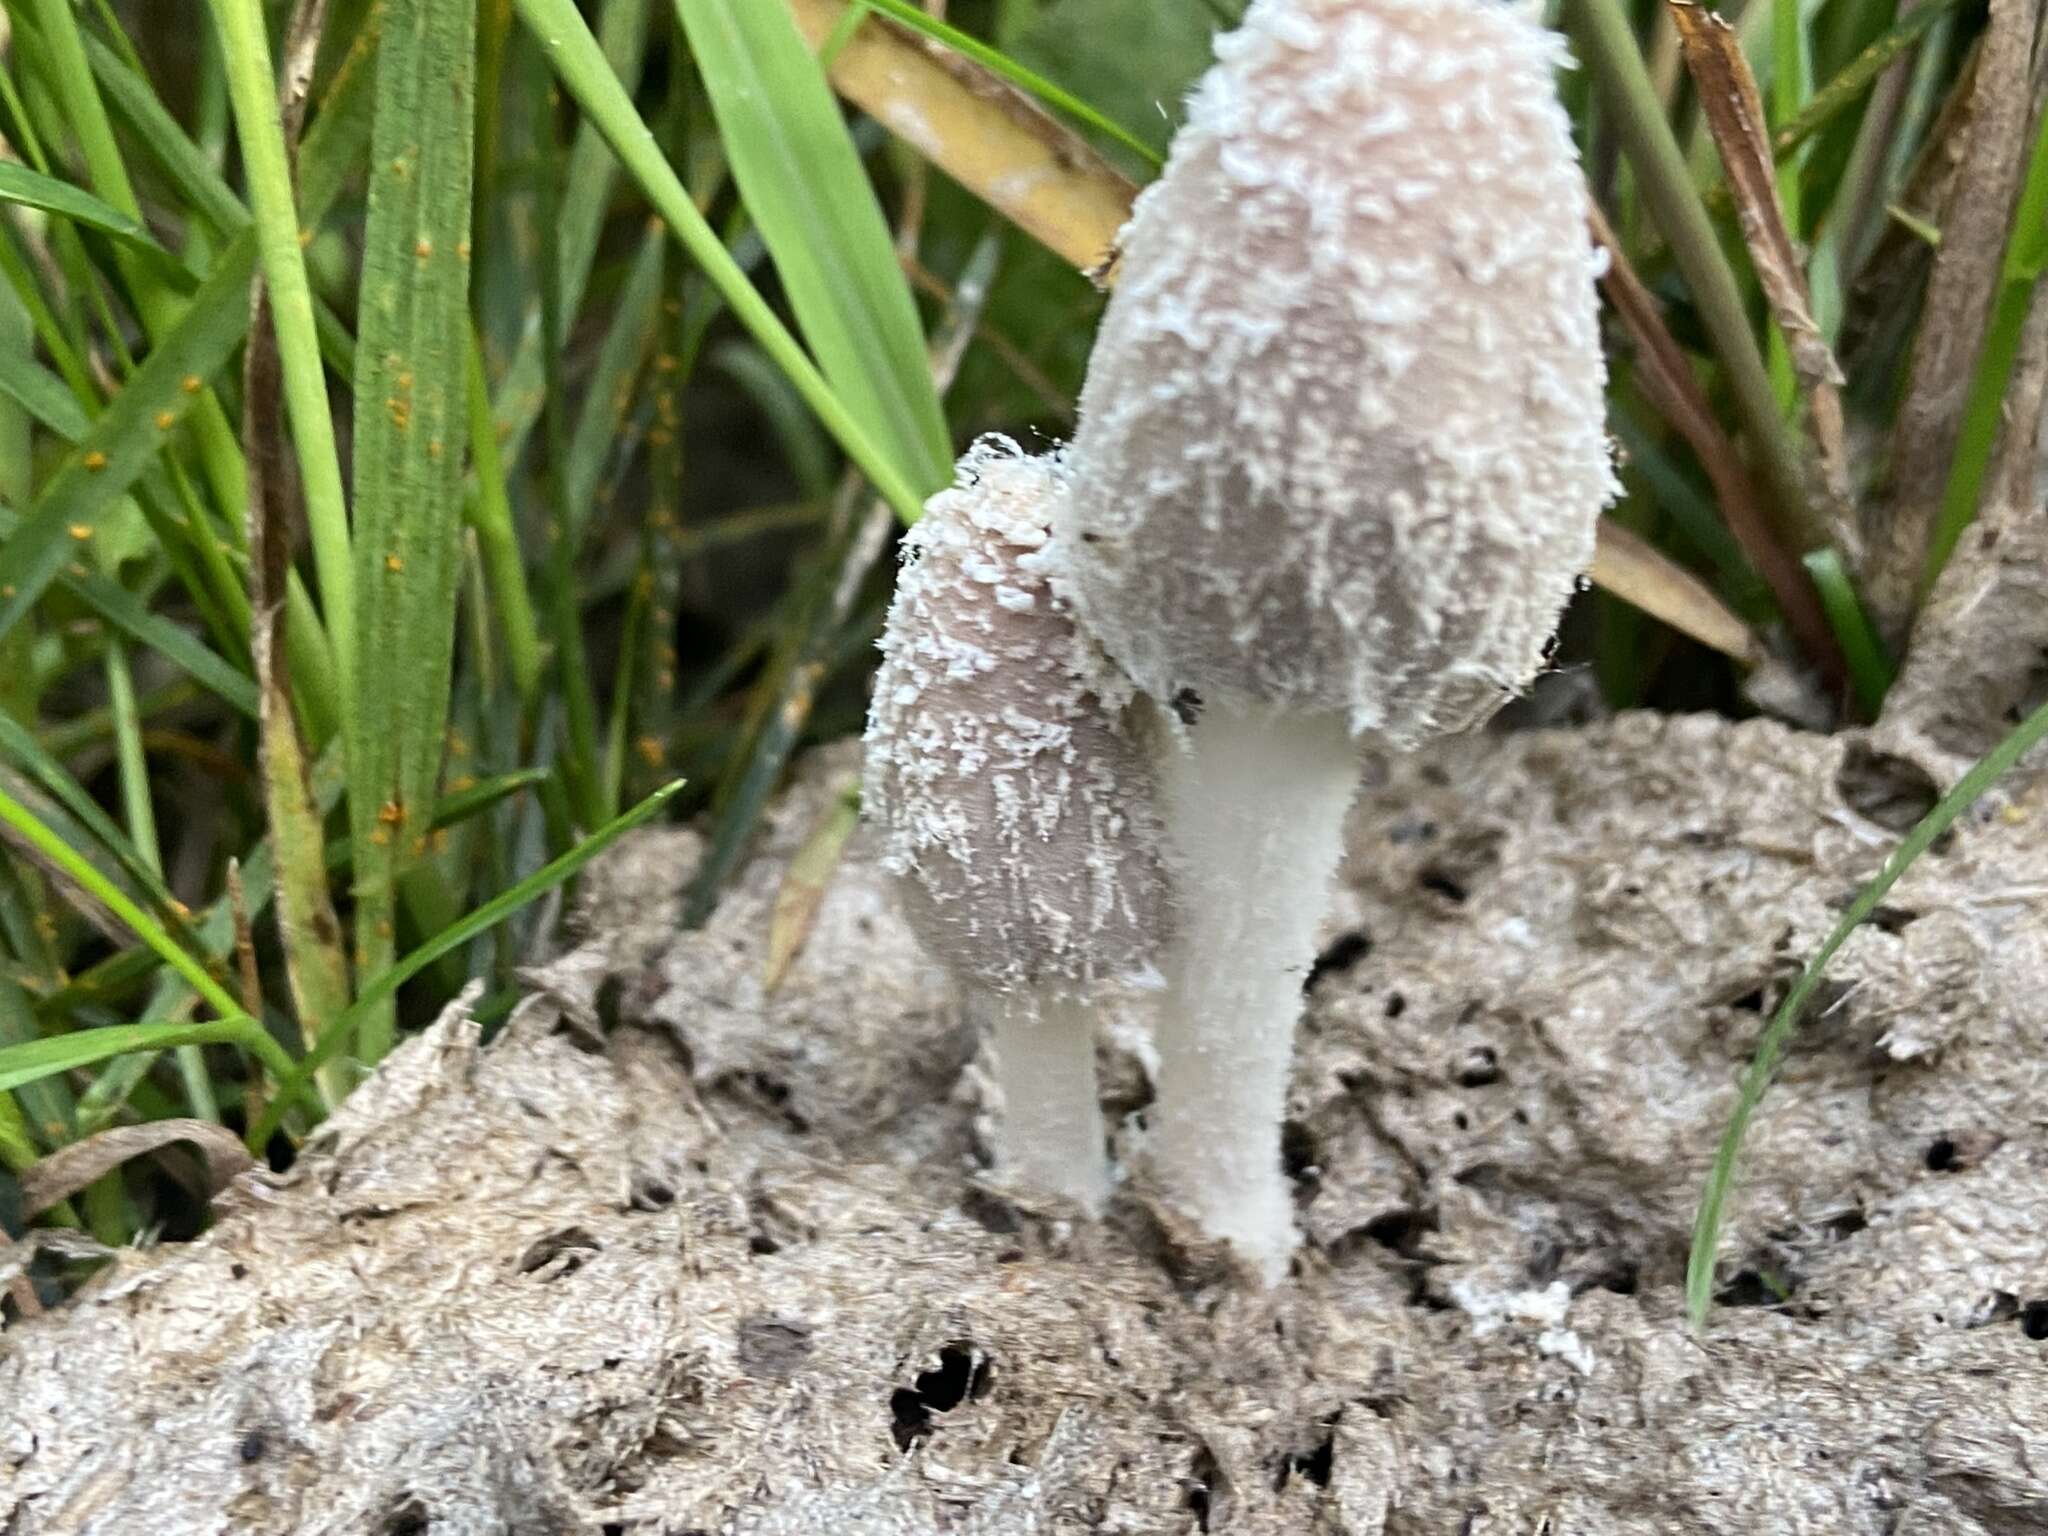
863,440 -> 1174,998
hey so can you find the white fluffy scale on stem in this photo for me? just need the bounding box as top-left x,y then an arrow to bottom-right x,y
1051,0 -> 1615,1276
862,438 -> 1175,1210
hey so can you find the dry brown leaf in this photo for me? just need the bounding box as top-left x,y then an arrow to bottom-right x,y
787,0 -> 1137,273
791,0 -> 1762,662
1592,520 -> 1766,666
1668,0 -> 1851,523
763,779 -> 863,994
17,1120 -> 255,1223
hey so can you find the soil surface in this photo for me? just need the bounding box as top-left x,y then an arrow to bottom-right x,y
5,713 -> 2048,1534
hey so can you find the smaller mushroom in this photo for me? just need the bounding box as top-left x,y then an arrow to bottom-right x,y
863,438 -> 1175,1211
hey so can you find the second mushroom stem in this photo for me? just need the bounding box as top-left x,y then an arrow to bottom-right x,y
989,990 -> 1112,1213
1149,704 -> 1361,1283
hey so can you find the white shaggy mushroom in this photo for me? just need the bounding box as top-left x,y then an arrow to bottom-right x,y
863,438 -> 1175,1211
1053,0 -> 1618,1278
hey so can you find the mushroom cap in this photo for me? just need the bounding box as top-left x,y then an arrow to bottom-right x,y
1054,0 -> 1618,744
863,438 -> 1174,999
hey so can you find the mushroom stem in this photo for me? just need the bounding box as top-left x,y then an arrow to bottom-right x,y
1150,703 -> 1359,1283
988,990 -> 1111,1212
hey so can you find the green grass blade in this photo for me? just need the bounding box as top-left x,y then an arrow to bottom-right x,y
0,233 -> 257,647
0,1017 -> 293,1099
346,0 -> 481,1063
0,781 -> 242,1024
851,0 -> 1161,170
210,0 -> 355,706
1770,0 -> 1962,164
0,711 -> 191,933
491,0 -> 651,471
0,161 -> 170,254
0,973 -> 73,1154
529,54 -> 606,837
248,779 -> 685,1149
463,332 -> 543,707
516,0 -> 928,522
678,0 -> 951,499
82,31 -> 249,240
20,0 -> 251,541
0,501 -> 258,713
565,222 -> 665,521
1801,549 -> 1894,717
1686,692 -> 2048,1326
426,769 -> 550,833
0,348 -> 92,439
54,571 -> 260,718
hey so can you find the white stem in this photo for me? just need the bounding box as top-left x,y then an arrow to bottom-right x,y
988,990 -> 1110,1213
1150,704 -> 1359,1283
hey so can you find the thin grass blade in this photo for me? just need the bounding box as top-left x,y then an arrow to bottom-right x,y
0,233 -> 256,647
516,0 -> 928,522
346,0 -> 481,1062
678,0 -> 952,498
0,162 -> 171,255
1687,691 -> 2048,1325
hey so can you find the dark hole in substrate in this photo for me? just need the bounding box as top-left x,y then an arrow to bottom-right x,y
1385,992 -> 1407,1018
516,1226 -> 600,1276
238,1430 -> 266,1464
960,1185 -> 1023,1236
743,1070 -> 811,1133
1417,866 -> 1468,903
1186,1446 -> 1223,1531
1456,1046 -> 1501,1088
889,1344 -> 991,1452
628,1169 -> 677,1210
1281,1119 -> 1320,1191
1306,929 -> 1372,990
2022,1301 -> 2048,1341
1926,1137 -> 1960,1172
1715,1268 -> 1796,1309
1835,743 -> 1947,841
380,1497 -> 430,1536
1359,1206 -> 1435,1257
1596,1260 -> 1640,1296
1171,687 -> 1204,725
1823,1207 -> 1868,1240
1274,1425 -> 1337,1492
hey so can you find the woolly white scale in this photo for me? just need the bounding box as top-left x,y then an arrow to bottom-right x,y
863,438 -> 1175,1209
1049,0 -> 1616,1278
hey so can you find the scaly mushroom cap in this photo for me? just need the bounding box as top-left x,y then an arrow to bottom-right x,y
1055,0 -> 1618,743
863,439 -> 1174,999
